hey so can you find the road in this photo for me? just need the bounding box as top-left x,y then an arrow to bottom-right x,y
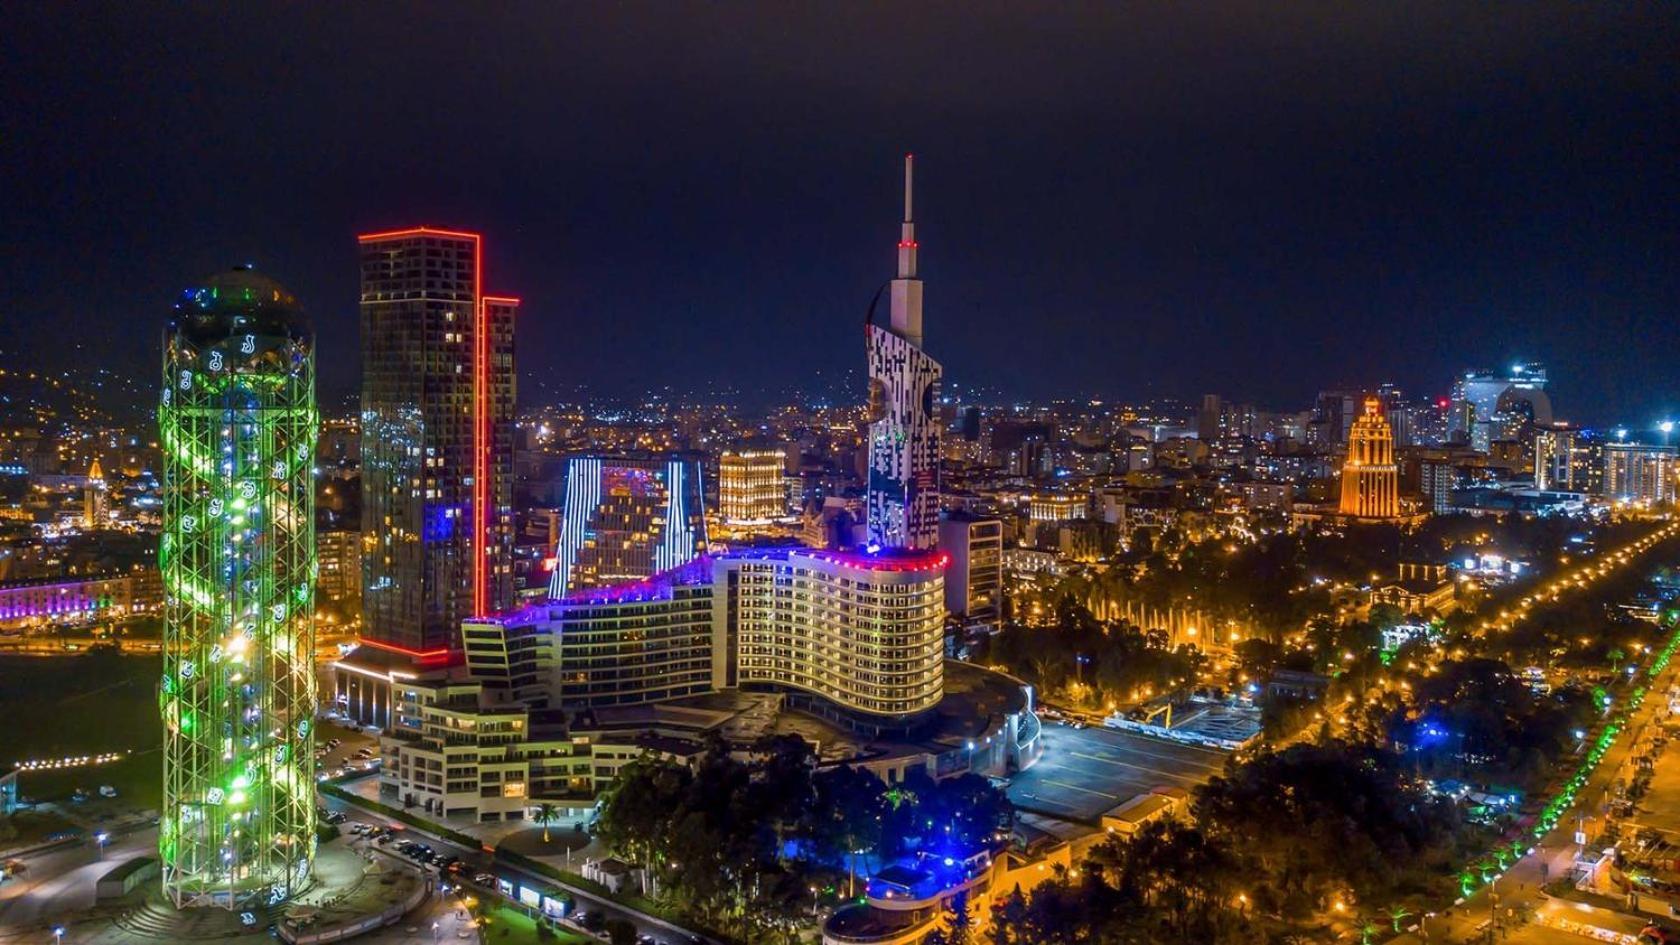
1392,630 -> 1680,944
321,792 -> 713,945
0,829 -> 154,936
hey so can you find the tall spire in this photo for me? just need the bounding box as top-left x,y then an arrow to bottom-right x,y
890,153 -> 923,348
897,154 -> 917,280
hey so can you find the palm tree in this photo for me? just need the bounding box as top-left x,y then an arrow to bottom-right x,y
535,802 -> 558,843
1387,903 -> 1411,933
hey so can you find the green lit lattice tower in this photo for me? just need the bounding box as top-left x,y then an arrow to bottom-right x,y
159,267 -> 318,908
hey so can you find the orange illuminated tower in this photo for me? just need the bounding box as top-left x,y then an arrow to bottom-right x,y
1339,397 -> 1399,519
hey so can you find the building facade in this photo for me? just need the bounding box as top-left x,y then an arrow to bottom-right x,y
1029,493 -> 1087,522
1603,443 -> 1676,505
939,513 -> 1003,631
718,449 -> 788,524
358,228 -> 517,655
316,527 -> 362,620
479,546 -> 946,734
548,455 -> 707,596
159,268 -> 317,907
865,156 -> 943,552
0,570 -> 156,632
1338,397 -> 1400,519
1534,427 -> 1579,492
725,548 -> 946,728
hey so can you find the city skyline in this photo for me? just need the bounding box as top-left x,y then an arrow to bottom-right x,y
9,7 -> 1680,944
4,4 -> 1678,421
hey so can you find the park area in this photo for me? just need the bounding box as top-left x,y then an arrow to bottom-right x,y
0,650 -> 163,813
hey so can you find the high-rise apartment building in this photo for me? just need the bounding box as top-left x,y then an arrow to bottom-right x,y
549,455 -> 707,596
1419,460 -> 1458,514
1449,364 -> 1552,452
1197,394 -> 1222,442
1534,427 -> 1580,492
159,268 -> 317,907
316,527 -> 363,619
1603,442 -> 1676,505
940,513 -> 1003,631
358,228 -> 517,655
1338,397 -> 1400,519
865,156 -> 943,551
718,449 -> 788,524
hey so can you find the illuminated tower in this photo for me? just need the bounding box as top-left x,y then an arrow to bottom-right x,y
865,155 -> 943,550
1339,397 -> 1399,519
83,457 -> 106,528
159,267 -> 317,907
358,228 -> 517,655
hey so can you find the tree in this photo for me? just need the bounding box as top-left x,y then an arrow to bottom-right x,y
604,918 -> 637,945
990,888 -> 1026,945
808,765 -> 886,895
1193,742 -> 1462,910
535,802 -> 558,843
1386,903 -> 1412,933
945,892 -> 973,945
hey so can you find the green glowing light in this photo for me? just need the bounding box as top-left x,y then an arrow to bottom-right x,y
160,272 -> 317,909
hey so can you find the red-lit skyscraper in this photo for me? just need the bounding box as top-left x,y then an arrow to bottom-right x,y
357,228 -> 517,655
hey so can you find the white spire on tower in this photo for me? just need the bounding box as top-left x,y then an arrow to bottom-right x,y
890,153 -> 924,348
898,154 -> 917,279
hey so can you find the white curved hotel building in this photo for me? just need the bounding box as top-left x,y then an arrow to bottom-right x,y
462,546 -> 947,735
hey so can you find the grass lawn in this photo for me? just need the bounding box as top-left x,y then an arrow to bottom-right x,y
20,750 -> 162,811
0,808 -> 80,847
480,904 -> 594,945
0,651 -> 162,762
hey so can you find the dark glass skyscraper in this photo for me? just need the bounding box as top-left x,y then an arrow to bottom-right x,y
358,228 -> 517,655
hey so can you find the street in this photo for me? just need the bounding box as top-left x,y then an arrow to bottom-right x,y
1393,625 -> 1680,944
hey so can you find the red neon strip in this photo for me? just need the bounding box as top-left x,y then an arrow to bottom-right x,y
356,637 -> 453,660
478,295 -> 519,617
473,237 -> 487,618
356,226 -> 485,243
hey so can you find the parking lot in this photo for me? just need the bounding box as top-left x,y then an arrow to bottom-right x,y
1007,721 -> 1230,824
315,717 -> 382,780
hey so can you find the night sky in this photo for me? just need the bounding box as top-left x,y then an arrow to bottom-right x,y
3,3 -> 1676,422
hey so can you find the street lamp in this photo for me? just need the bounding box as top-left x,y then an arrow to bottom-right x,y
94,832 -> 108,858
53,928 -> 65,945
432,920 -> 441,943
